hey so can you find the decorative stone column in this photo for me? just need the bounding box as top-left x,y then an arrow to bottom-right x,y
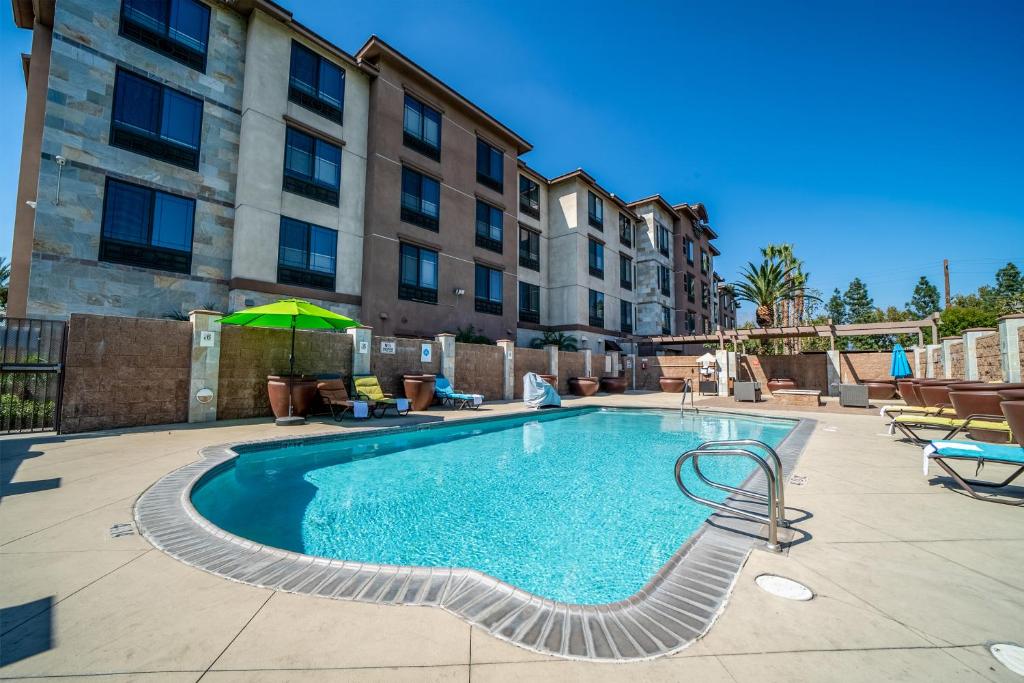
188,310 -> 221,423
825,349 -> 841,396
912,347 -> 924,378
608,351 -> 621,377
582,349 -> 592,377
545,344 -> 559,378
715,349 -> 730,397
940,337 -> 959,379
347,326 -> 372,376
926,344 -> 941,378
497,339 -> 515,400
998,314 -> 1024,382
962,327 -> 996,381
436,332 -> 456,383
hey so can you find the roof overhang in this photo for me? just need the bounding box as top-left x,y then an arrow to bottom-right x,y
548,168 -> 638,219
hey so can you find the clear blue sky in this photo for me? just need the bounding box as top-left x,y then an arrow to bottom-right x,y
2,0 -> 1022,320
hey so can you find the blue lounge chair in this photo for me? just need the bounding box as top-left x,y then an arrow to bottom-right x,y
923,440 -> 1024,506
435,376 -> 482,410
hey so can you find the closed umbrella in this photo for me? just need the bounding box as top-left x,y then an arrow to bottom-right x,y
219,299 -> 361,425
890,343 -> 912,379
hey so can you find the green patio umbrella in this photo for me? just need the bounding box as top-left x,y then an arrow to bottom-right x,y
219,299 -> 361,425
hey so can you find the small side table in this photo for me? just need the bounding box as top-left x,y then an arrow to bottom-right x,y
839,383 -> 869,408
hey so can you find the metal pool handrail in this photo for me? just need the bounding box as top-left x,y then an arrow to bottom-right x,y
695,439 -> 787,524
674,442 -> 786,552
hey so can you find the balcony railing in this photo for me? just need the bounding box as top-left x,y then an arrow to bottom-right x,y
589,315 -> 604,328
477,172 -> 503,193
284,175 -> 339,206
518,309 -> 540,324
519,254 -> 540,271
99,238 -> 191,275
401,206 -> 439,232
398,283 -> 438,304
519,200 -> 540,219
278,265 -> 335,292
403,132 -> 441,161
589,266 -> 604,279
475,298 -> 503,315
476,234 -> 503,253
289,86 -> 343,124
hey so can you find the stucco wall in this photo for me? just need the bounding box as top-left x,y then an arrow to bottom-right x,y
513,347 -> 549,398
369,337 -> 440,396
975,333 -> 1002,381
61,314 -> 191,433
453,343 -> 504,399
634,356 -> 703,391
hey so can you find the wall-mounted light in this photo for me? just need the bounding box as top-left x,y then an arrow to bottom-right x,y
453,288 -> 465,296
25,200 -> 37,209
54,155 -> 66,206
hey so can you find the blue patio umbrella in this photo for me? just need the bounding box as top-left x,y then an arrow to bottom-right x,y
890,343 -> 912,378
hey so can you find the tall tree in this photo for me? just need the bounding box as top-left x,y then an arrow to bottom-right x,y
994,262 -> 1023,298
843,278 -> 874,323
731,260 -> 815,328
905,276 -> 940,319
826,288 -> 846,324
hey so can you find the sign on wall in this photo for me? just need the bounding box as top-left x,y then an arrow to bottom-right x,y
421,343 -> 432,363
380,340 -> 396,355
358,341 -> 369,354
199,331 -> 215,348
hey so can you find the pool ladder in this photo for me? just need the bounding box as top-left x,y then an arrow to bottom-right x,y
674,439 -> 789,552
680,378 -> 696,413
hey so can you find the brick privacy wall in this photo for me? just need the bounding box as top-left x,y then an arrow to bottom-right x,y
975,333 -> 1002,381
558,351 -> 587,394
931,346 -> 943,378
839,351 -> 912,383
60,314 -> 191,433
370,337 -> 440,397
949,342 -> 965,380
513,347 -> 549,398
454,343 -> 504,399
592,353 -> 610,377
755,355 -> 829,392
217,327 -> 353,420
635,356 -> 702,391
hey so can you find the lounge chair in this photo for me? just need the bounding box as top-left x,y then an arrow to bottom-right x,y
923,440 -> 1024,505
435,376 -> 483,410
353,375 -> 411,417
316,379 -> 373,421
892,413 -> 1010,445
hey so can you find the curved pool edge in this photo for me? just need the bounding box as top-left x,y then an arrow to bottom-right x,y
134,408 -> 816,662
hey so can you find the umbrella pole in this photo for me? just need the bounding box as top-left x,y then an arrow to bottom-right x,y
288,320 -> 296,418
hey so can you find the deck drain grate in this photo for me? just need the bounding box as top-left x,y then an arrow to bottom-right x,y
110,522 -> 136,538
755,574 -> 813,601
990,643 -> 1024,675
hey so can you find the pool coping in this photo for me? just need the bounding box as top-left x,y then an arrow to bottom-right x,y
134,406 -> 816,662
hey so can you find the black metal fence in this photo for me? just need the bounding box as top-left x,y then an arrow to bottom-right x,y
0,318 -> 67,433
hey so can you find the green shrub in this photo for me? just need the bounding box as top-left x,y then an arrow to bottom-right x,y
0,394 -> 55,425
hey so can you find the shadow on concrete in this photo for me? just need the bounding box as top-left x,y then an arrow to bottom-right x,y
0,596 -> 55,666
0,439 -> 60,503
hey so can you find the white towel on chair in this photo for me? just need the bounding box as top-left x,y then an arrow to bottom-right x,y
472,394 -> 483,406
352,401 -> 368,419
395,398 -> 410,412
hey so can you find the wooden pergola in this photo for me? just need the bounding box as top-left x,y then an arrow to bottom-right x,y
649,313 -> 941,350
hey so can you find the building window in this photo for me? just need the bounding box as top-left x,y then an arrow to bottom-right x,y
519,175 -> 540,218
701,250 -> 710,274
702,281 -> 711,309
288,42 -> 344,124
119,0 -> 210,72
686,237 -> 694,264
588,191 -> 603,230
662,306 -> 672,335
619,254 -> 633,290
619,214 -> 632,246
475,264 -> 503,315
620,300 -> 633,334
111,69 -> 202,170
519,281 -> 540,323
659,264 -> 671,297
475,200 -> 503,253
686,311 -> 696,333
476,138 -> 503,192
589,290 -> 605,327
588,238 -> 604,278
403,95 -> 441,161
685,273 -> 695,302
399,243 -> 438,303
283,127 -> 341,206
519,227 -> 540,271
277,217 -> 337,291
657,223 -> 671,257
400,167 -> 440,231
703,316 -> 710,334
99,178 -> 194,274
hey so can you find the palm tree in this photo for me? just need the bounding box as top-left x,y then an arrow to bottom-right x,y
529,331 -> 578,351
732,260 -> 815,327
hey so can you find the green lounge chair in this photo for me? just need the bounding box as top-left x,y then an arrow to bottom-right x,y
353,375 -> 411,418
924,440 -> 1024,506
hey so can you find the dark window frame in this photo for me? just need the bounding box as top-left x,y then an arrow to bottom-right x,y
588,238 -> 604,278
277,216 -> 338,292
686,273 -> 696,303
620,300 -> 633,334
701,249 -> 710,274
474,263 -> 504,315
657,223 -> 671,257
618,213 -> 632,246
659,264 -> 671,297
686,237 -> 694,265
288,41 -> 345,124
400,166 -> 440,232
403,94 -> 442,161
283,126 -> 342,206
119,0 -> 210,73
588,191 -> 604,230
475,199 -> 504,253
99,176 -> 195,275
619,253 -> 633,290
662,305 -> 672,335
518,281 -> 540,323
588,289 -> 605,328
398,242 -> 439,304
519,175 -> 540,218
476,138 -> 504,192
519,226 -> 540,271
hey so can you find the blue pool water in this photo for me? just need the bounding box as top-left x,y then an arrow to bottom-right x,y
191,408 -> 794,604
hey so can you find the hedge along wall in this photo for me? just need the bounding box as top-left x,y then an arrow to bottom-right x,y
948,341 -> 965,380
453,342 -> 504,399
217,326 -> 352,420
557,350 -> 586,394
370,336 -> 440,396
61,314 -> 191,433
635,356 -> 702,391
513,347 -> 549,398
976,333 -> 1002,381
839,350 -> 912,383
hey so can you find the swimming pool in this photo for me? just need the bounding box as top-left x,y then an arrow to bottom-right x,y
190,408 -> 795,605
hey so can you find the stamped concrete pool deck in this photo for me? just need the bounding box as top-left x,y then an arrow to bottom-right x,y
2,391 -> 1022,681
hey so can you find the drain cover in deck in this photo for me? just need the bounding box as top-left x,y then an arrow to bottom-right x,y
755,574 -> 814,601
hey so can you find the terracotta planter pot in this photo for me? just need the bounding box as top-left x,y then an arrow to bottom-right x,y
600,376 -> 627,394
402,374 -> 436,411
919,384 -> 953,407
537,374 -> 557,387
267,376 -> 318,418
1002,401 -> 1024,447
949,391 -> 1008,443
568,377 -> 600,397
659,377 -> 686,393
897,380 -> 923,406
862,382 -> 897,400
997,389 -> 1024,402
766,378 -> 797,393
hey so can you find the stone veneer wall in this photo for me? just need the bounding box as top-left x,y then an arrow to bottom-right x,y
453,343 -> 504,399
369,337 -> 440,397
592,353 -> 609,377
513,347 -> 549,398
752,355 -> 829,392
27,0 -> 244,319
975,333 -> 1002,381
635,356 -> 702,391
839,351 -> 912,384
931,346 -> 943,378
558,351 -> 586,394
217,327 -> 353,420
1019,328 -> 1024,373
61,314 -> 191,433
948,341 -> 965,380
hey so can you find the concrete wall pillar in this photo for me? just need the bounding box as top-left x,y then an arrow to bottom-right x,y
347,326 -> 372,376
912,347 -> 924,377
609,351 -> 621,377
926,344 -> 941,378
626,353 -> 636,390
188,310 -> 222,423
498,340 -> 515,400
962,328 -> 995,381
436,332 -> 456,383
715,349 -> 729,397
545,344 -> 559,378
582,349 -> 592,377
825,349 -> 841,396
998,314 -> 1024,382
941,337 -> 958,378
